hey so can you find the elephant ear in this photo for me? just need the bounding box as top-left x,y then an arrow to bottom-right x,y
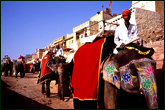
103,60 -> 121,89
46,60 -> 58,72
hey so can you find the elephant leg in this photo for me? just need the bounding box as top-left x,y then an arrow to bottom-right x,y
15,72 -> 18,78
21,69 -> 25,78
33,67 -> 35,74
57,62 -> 64,100
22,72 -> 25,77
58,73 -> 64,100
46,80 -> 51,97
20,72 -> 24,78
4,70 -> 8,77
42,82 -> 45,94
104,81 -> 119,109
9,69 -> 12,76
15,71 -> 18,78
58,77 -> 61,98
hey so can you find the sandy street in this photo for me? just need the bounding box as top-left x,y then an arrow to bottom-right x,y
1,72 -> 74,109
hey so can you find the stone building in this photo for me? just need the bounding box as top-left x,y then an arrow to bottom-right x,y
36,49 -> 45,60
65,33 -> 74,48
32,53 -> 38,60
68,8 -> 114,50
44,1 -> 164,66
24,54 -> 32,62
53,36 -> 66,49
132,1 -> 164,24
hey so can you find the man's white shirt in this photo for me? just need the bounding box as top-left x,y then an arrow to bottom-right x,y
53,48 -> 64,57
114,22 -> 140,53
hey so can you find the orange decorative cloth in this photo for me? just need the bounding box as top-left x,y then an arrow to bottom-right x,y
71,38 -> 106,100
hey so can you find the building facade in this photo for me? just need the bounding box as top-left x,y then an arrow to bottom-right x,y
40,1 -> 164,60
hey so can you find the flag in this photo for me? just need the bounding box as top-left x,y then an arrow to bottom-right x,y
109,1 -> 112,7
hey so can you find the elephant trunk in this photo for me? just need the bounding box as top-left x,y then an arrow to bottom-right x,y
137,60 -> 158,109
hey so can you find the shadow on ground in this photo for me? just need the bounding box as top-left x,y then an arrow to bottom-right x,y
155,69 -> 164,109
1,80 -> 53,109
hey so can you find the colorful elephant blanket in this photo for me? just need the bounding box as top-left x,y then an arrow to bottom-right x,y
102,57 -> 158,108
37,53 -> 52,84
71,37 -> 106,100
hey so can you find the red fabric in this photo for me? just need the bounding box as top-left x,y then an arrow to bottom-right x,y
71,38 -> 106,100
18,55 -> 22,59
122,9 -> 131,15
30,63 -> 32,70
22,60 -> 26,70
40,53 -> 52,78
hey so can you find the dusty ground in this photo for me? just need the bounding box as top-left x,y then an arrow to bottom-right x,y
1,72 -> 74,109
1,70 -> 164,109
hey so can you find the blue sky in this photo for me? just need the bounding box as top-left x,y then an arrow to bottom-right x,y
1,1 -> 132,60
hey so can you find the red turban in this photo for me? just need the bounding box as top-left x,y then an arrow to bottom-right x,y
18,55 -> 24,59
18,55 -> 22,59
122,9 -> 131,15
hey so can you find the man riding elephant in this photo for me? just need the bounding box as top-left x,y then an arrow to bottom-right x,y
52,43 -> 66,100
101,45 -> 157,109
1,55 -> 13,76
114,9 -> 141,54
14,55 -> 26,78
31,58 -> 40,74
45,44 -> 73,101
101,9 -> 158,109
37,50 -> 54,97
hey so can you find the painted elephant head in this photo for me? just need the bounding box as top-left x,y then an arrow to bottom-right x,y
101,47 -> 158,109
46,56 -> 72,100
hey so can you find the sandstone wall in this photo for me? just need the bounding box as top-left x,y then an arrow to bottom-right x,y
139,24 -> 164,70
155,1 -> 164,24
139,24 -> 164,44
135,8 -> 162,33
144,40 -> 164,69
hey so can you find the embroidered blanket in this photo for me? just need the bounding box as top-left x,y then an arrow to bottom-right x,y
116,43 -> 154,56
37,53 -> 52,84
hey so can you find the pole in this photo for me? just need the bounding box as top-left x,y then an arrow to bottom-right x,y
101,4 -> 103,12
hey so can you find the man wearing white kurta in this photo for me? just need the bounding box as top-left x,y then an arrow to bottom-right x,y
114,9 -> 141,54
53,43 -> 64,57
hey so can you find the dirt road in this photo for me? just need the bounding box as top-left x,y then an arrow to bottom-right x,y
1,72 -> 74,109
1,70 -> 164,109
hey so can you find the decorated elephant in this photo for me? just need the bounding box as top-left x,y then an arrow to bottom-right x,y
68,29 -> 161,109
14,61 -> 25,78
69,30 -> 116,109
46,56 -> 72,100
1,60 -> 13,76
37,52 -> 56,97
37,51 -> 72,100
31,60 -> 40,74
101,43 -> 158,109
